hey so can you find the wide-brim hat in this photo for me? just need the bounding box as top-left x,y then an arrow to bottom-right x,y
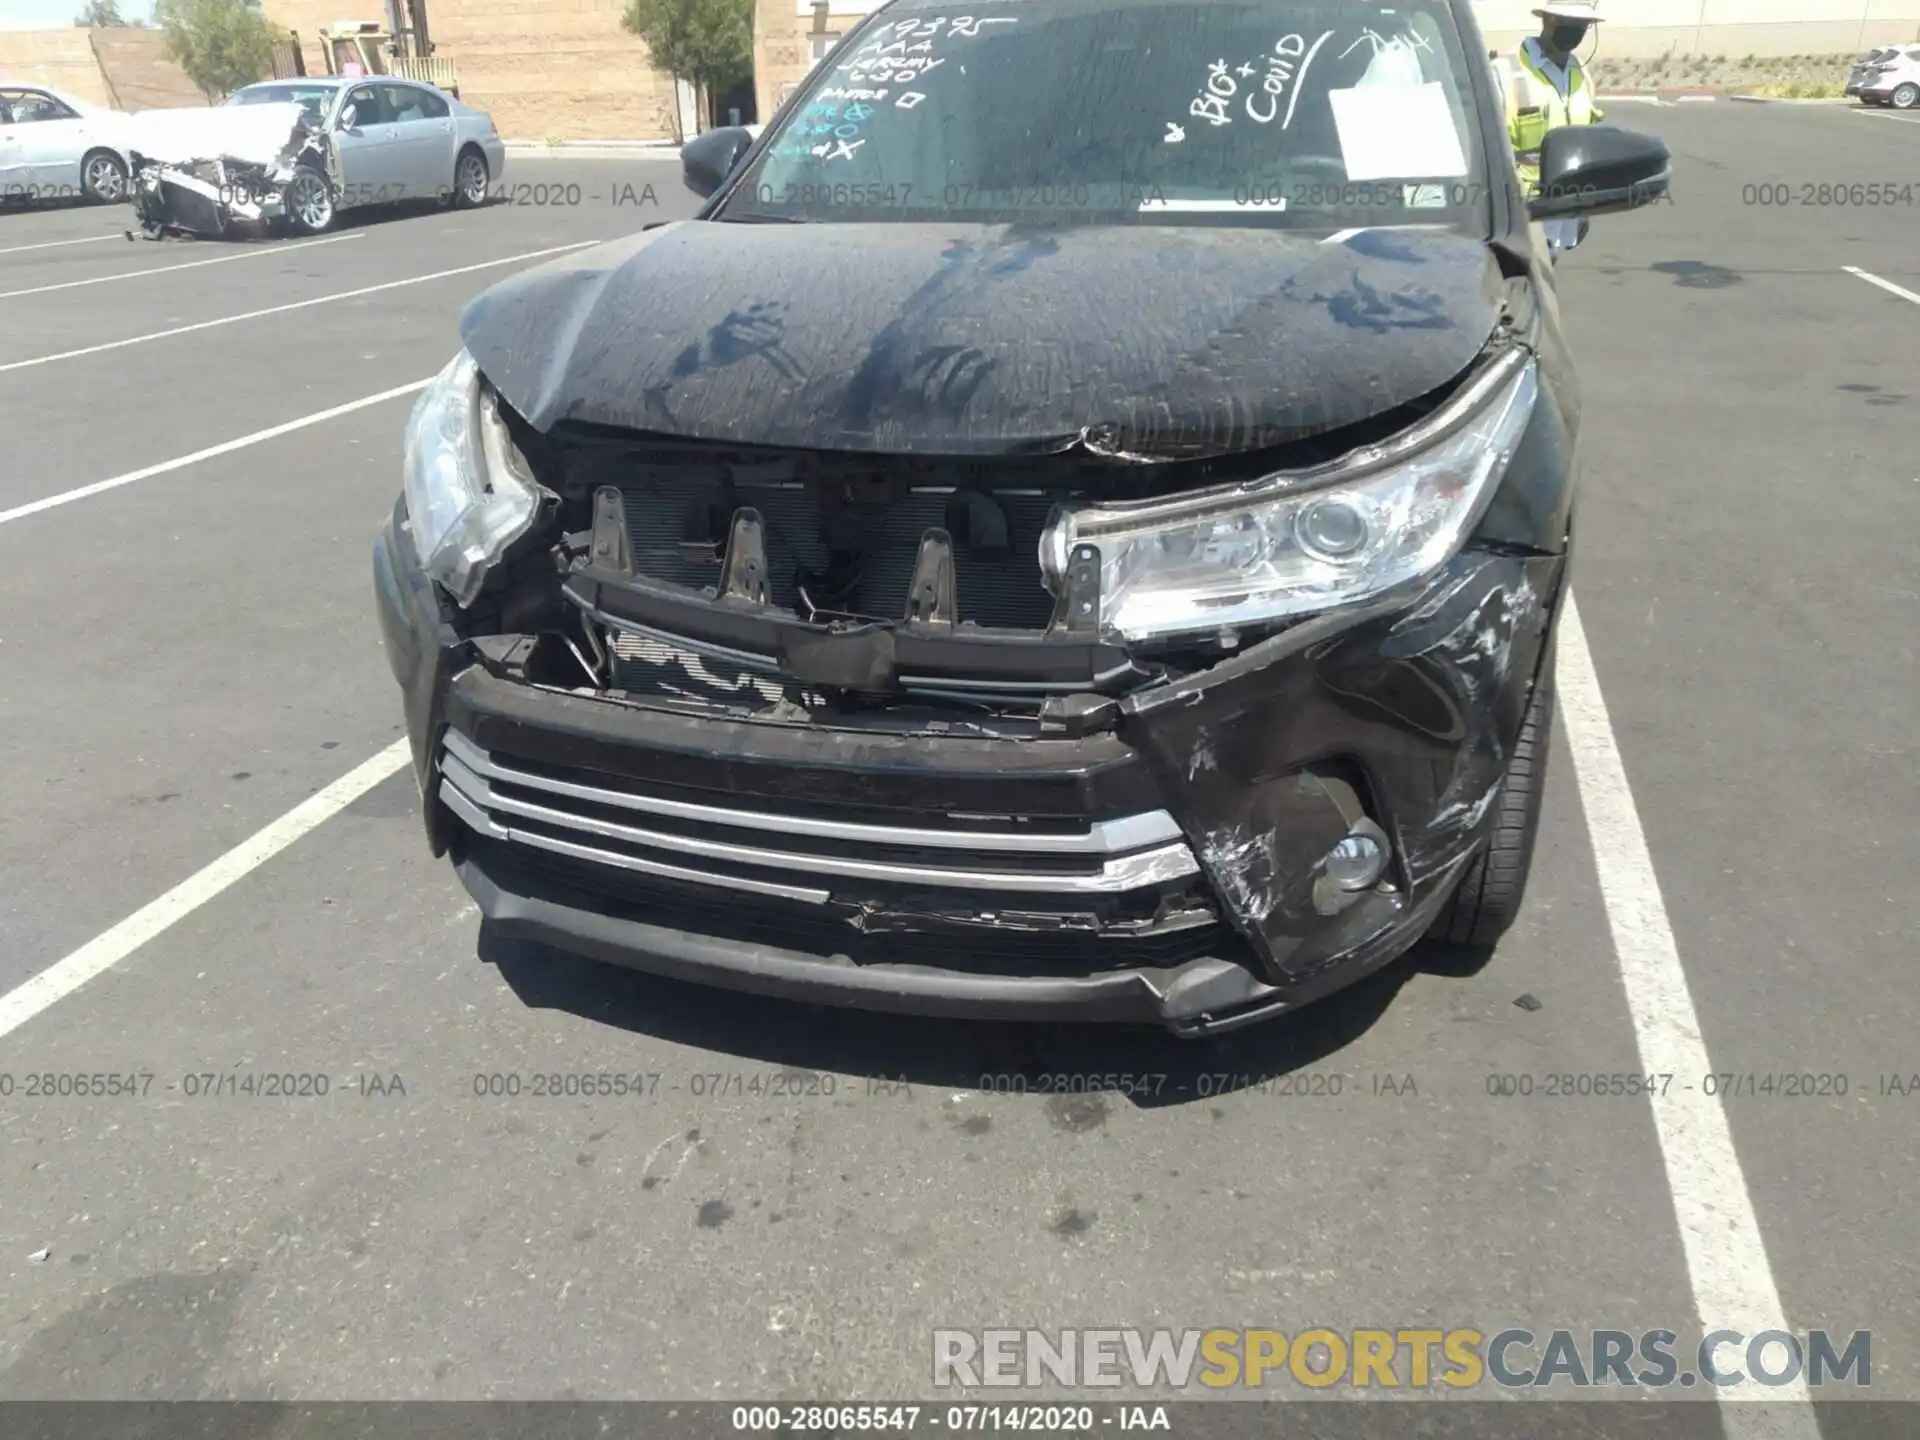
1532,1 -> 1605,21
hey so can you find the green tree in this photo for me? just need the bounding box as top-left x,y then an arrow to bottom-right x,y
621,0 -> 753,140
75,0 -> 130,26
155,0 -> 278,103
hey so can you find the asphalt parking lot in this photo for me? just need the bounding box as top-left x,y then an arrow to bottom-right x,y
0,103 -> 1915,1431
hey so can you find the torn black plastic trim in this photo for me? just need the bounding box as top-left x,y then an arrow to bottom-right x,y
561,567 -> 1150,696
1119,548 -> 1564,982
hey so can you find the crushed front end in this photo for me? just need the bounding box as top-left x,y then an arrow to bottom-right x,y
376,336 -> 1573,1036
126,103 -> 327,239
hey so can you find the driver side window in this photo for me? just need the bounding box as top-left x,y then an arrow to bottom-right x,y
343,87 -> 387,126
3,89 -> 77,124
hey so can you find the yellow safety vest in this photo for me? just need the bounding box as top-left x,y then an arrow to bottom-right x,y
1508,38 -> 1603,191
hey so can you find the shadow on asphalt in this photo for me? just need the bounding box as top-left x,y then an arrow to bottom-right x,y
480,926 -> 1497,1110
113,198 -> 457,244
0,195 -> 118,214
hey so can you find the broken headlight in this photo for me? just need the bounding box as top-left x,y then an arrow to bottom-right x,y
402,349 -> 542,608
1041,353 -> 1539,642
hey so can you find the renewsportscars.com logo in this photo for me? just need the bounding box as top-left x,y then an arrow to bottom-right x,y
932,1328 -> 1872,1391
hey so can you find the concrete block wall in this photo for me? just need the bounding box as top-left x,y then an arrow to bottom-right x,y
0,28 -> 115,107
237,0 -> 1920,143
89,28 -> 207,110
1472,0 -> 1920,57
753,0 -> 893,122
264,0 -> 682,140
754,0 -> 809,123
428,0 -> 680,140
260,0 -> 354,77
0,28 -> 201,112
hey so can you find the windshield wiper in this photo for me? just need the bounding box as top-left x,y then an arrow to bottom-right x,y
716,211 -> 807,224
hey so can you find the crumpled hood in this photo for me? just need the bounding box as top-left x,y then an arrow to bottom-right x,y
461,221 -> 1508,459
125,102 -> 313,169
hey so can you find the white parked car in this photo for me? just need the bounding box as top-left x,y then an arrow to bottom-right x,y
1846,47 -> 1898,97
1858,44 -> 1920,108
0,82 -> 132,203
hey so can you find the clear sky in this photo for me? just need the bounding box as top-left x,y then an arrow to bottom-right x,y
1,0 -> 156,29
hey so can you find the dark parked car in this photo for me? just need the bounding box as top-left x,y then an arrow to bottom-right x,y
375,0 -> 1670,1035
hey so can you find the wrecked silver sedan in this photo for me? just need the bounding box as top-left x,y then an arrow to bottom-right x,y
128,78 -> 502,238
375,0 -> 1672,1035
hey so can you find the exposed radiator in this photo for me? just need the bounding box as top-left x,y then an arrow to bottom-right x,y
612,476 -> 1062,630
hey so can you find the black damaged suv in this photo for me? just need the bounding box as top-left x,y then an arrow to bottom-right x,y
374,0 -> 1670,1035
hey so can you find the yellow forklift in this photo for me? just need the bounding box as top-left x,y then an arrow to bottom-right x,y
314,4 -> 458,96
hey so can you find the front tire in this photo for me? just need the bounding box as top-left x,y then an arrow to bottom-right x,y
81,149 -> 127,204
453,147 -> 489,208
1424,657 -> 1555,949
282,165 -> 335,235
1893,83 -> 1920,110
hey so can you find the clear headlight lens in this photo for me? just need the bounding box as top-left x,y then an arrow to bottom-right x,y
1043,356 -> 1539,642
401,349 -> 542,607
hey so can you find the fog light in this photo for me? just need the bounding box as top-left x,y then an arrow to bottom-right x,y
1322,830 -> 1386,891
1310,817 -> 1392,918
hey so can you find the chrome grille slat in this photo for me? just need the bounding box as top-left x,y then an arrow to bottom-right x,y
442,729 -> 1182,855
439,733 -> 1201,898
438,781 -> 833,904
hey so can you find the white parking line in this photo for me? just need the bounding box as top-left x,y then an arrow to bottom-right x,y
1844,265 -> 1920,305
0,240 -> 598,375
0,557 -> 1827,1438
0,233 -> 127,256
0,232 -> 359,300
1852,108 -> 1920,124
0,740 -> 411,1043
0,377 -> 431,527
1558,594 -> 1817,1437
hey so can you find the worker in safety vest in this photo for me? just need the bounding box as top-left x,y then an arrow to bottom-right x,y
1509,0 -> 1605,248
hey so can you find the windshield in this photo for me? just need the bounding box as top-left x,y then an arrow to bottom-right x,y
229,84 -> 337,124
722,0 -> 1491,231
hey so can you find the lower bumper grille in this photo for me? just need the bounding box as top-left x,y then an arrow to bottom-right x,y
473,838 -> 1244,977
437,730 -> 1202,908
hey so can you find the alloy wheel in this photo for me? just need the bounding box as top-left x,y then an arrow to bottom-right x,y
458,153 -> 488,205
84,153 -> 126,202
288,171 -> 333,232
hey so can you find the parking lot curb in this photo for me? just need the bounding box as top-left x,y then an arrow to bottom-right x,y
504,140 -> 680,154
1600,93 -> 1717,105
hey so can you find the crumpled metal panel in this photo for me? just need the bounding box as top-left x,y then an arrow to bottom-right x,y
1120,548 -> 1564,982
123,102 -> 313,170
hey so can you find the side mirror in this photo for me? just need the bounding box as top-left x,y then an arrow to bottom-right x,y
1529,125 -> 1671,220
338,104 -> 359,130
682,125 -> 754,198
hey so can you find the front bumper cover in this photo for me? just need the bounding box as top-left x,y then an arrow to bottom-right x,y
376,502 -> 1566,1035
